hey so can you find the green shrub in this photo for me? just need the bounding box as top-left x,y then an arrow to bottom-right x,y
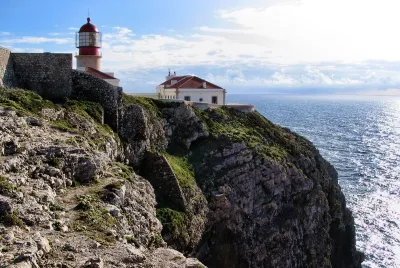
126,235 -> 140,248
0,88 -> 57,115
156,208 -> 186,238
0,176 -> 16,196
63,100 -> 104,123
0,211 -> 24,227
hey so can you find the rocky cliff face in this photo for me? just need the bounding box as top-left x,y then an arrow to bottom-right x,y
0,89 -> 204,267
0,88 -> 363,268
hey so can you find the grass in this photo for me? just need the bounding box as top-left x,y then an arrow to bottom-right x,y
113,162 -> 134,181
126,235 -> 140,248
72,194 -> 118,245
163,153 -> 196,192
50,120 -> 78,133
63,100 -> 104,123
156,208 -> 189,244
0,89 -> 119,152
122,95 -> 165,117
104,181 -> 125,191
0,211 -> 24,227
194,107 -> 314,162
147,233 -> 164,249
0,176 -> 16,196
0,87 -> 57,116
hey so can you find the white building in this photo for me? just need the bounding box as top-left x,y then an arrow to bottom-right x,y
156,72 -> 226,105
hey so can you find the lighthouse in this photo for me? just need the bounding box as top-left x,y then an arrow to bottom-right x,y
75,17 -> 102,70
75,17 -> 120,86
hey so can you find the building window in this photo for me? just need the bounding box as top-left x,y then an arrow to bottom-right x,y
184,96 -> 191,101
212,96 -> 218,104
199,98 -> 203,102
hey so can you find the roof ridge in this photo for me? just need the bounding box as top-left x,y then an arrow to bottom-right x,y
85,67 -> 117,80
175,76 -> 194,89
161,75 -> 185,87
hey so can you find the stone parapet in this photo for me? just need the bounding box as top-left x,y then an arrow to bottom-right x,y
71,69 -> 122,131
0,47 -> 17,88
11,53 -> 72,101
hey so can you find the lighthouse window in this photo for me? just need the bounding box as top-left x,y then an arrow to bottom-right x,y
77,32 -> 102,47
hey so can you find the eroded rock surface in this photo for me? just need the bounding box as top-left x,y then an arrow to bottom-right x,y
0,93 -> 204,268
0,89 -> 362,268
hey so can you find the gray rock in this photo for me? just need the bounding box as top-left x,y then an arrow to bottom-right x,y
2,140 -> 18,156
25,117 -> 43,127
82,257 -> 104,268
0,196 -> 12,213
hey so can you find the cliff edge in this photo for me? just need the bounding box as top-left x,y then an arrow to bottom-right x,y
0,88 -> 363,267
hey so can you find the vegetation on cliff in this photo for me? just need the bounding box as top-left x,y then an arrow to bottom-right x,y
0,87 -> 362,268
0,88 -> 204,267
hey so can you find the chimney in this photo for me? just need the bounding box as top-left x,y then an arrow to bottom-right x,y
203,81 -> 206,88
165,69 -> 173,81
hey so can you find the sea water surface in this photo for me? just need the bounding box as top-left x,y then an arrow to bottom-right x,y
226,94 -> 400,268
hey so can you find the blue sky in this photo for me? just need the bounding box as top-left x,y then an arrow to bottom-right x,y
2,0 -> 400,94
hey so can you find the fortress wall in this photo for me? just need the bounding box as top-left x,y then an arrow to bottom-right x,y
11,53 -> 72,101
0,47 -> 17,87
71,70 -> 122,131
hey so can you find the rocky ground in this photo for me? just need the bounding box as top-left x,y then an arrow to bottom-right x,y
0,89 -> 204,267
0,88 -> 363,268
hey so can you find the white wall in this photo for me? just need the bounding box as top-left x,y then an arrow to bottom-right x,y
75,55 -> 102,70
177,88 -> 226,105
157,86 -> 177,99
104,79 -> 120,87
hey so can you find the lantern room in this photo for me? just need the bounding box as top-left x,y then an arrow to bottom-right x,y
75,17 -> 102,70
75,17 -> 102,56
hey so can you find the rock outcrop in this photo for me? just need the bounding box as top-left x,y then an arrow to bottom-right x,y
0,87 -> 363,268
0,88 -> 204,267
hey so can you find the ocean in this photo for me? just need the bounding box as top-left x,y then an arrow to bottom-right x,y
226,94 -> 400,268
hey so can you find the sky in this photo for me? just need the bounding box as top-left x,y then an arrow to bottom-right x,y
1,0 -> 400,94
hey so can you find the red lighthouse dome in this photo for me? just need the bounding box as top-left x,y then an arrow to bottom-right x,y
75,17 -> 102,56
79,17 -> 98,33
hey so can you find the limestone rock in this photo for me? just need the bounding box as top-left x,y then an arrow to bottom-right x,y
82,257 -> 104,268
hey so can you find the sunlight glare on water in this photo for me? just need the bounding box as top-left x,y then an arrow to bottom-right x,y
227,94 -> 400,268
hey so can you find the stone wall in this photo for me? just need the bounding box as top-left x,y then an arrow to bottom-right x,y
71,70 -> 122,131
11,53 -> 72,101
141,152 -> 187,212
0,47 -> 17,87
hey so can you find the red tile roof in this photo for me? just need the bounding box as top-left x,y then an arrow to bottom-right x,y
159,75 -> 223,89
85,67 -> 117,80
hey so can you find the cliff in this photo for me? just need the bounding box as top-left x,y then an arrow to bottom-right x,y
0,87 -> 363,267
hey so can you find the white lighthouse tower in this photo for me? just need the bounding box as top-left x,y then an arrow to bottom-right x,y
75,17 -> 102,70
75,17 -> 120,86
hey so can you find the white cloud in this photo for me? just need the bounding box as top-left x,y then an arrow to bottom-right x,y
4,0 -> 400,93
1,36 -> 72,45
4,47 -> 45,53
216,0 -> 400,63
0,32 -> 11,36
